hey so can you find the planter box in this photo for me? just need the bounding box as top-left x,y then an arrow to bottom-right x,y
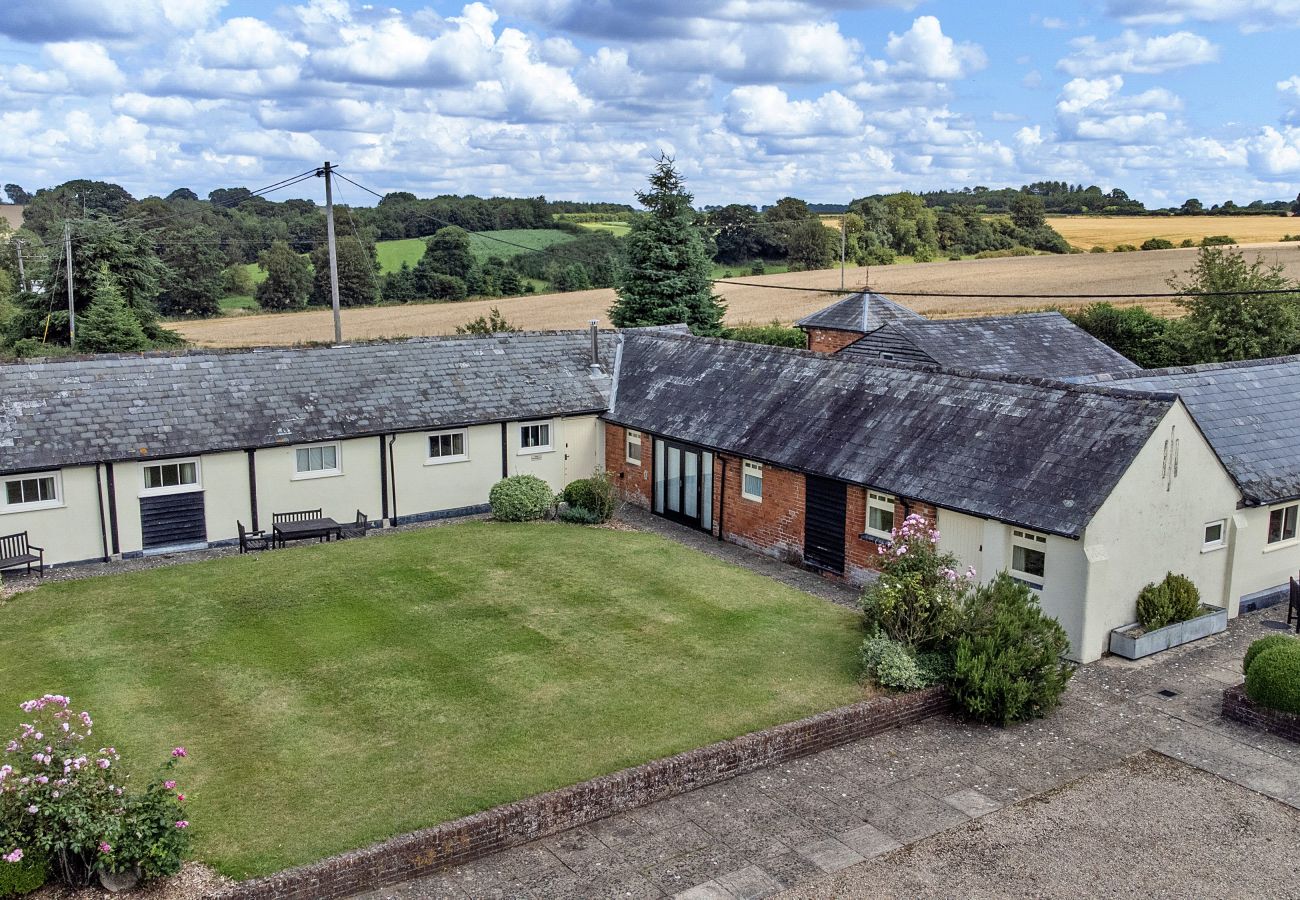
1109,605 -> 1228,660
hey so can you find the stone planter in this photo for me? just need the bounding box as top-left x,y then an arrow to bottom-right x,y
99,867 -> 141,893
1109,605 -> 1228,660
1223,684 -> 1300,743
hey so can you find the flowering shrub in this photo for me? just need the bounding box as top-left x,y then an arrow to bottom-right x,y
860,514 -> 973,650
0,695 -> 190,888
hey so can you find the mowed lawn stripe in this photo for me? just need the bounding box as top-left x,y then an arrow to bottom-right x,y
0,522 -> 862,879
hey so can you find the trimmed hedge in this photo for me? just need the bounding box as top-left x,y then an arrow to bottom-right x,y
1245,642 -> 1300,715
560,473 -> 616,523
1243,635 -> 1299,676
488,476 -> 554,522
0,852 -> 47,897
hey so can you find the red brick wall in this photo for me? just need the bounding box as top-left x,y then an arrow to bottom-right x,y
845,489 -> 939,585
805,328 -> 862,354
604,423 -> 651,508
717,453 -> 805,565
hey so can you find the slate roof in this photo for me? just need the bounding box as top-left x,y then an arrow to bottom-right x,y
838,312 -> 1140,379
1078,355 -> 1300,505
795,292 -> 923,332
607,331 -> 1177,537
0,332 -> 616,475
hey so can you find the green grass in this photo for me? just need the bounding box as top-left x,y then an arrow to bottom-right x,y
374,229 -> 578,274
218,295 -> 258,312
578,221 -> 632,237
0,523 -> 862,879
710,259 -> 793,279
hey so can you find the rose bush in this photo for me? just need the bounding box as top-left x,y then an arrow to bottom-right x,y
860,514 -> 972,650
0,695 -> 190,889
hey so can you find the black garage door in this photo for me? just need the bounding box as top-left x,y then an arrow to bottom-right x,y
804,476 -> 846,574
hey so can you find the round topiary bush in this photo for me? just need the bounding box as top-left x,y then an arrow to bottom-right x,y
1245,642 -> 1300,715
560,473 -> 616,523
0,851 -> 47,897
1163,572 -> 1201,623
1243,634 -> 1299,676
489,475 -> 554,522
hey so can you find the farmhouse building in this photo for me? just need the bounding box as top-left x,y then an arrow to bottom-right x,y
2,294 -> 1298,663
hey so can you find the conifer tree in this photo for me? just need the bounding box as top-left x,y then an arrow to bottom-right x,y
611,155 -> 724,335
76,270 -> 149,353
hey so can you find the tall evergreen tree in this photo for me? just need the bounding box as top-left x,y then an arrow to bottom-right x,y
156,223 -> 226,317
611,155 -> 724,335
76,270 -> 149,353
256,240 -> 312,311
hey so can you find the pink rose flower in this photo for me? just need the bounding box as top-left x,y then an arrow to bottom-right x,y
171,747 -> 187,758
174,820 -> 189,829
99,842 -> 112,854
164,780 -> 176,790
2,849 -> 22,864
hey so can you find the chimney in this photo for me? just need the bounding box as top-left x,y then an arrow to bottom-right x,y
588,319 -> 602,374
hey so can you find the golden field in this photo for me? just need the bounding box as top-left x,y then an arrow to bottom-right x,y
1050,215 -> 1300,250
176,241 -> 1300,348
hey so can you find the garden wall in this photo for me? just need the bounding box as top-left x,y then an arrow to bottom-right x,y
1222,684 -> 1300,744
213,687 -> 950,900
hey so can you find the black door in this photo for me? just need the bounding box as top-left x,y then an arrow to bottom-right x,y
140,492 -> 207,550
653,439 -> 713,531
804,476 -> 846,574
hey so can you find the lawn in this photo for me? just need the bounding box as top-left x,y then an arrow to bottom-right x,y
0,523 -> 863,880
374,229 -> 578,273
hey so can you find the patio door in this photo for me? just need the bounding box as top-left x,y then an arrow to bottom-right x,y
652,438 -> 713,532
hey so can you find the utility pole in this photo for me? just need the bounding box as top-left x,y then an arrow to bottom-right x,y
318,161 -> 343,344
839,214 -> 846,292
64,222 -> 75,346
13,239 -> 25,293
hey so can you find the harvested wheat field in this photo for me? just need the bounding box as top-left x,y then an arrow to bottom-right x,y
176,241 -> 1300,348
1050,214 -> 1300,250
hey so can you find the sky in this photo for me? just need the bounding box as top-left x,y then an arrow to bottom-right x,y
2,0 -> 1300,209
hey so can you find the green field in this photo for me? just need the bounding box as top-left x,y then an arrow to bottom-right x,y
710,259 -> 793,279
578,221 -> 633,237
0,522 -> 861,879
374,228 -> 578,273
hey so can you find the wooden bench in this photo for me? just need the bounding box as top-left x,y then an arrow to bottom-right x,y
0,531 -> 44,577
273,509 -> 323,525
1290,576 -> 1300,633
339,510 -> 371,540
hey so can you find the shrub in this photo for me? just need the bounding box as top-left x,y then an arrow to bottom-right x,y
489,475 -> 554,522
1179,238 -> 1196,248
1200,234 -> 1237,247
1089,245 -> 1107,253
724,321 -> 805,348
0,850 -> 46,896
1113,243 -> 1138,252
860,514 -> 972,650
0,695 -> 191,889
1136,572 -> 1201,630
749,262 -> 766,276
557,505 -> 604,525
949,574 -> 1073,725
560,472 -> 616,523
858,633 -> 938,691
1141,237 -> 1174,250
1244,642 -> 1300,714
1243,634 -> 1299,675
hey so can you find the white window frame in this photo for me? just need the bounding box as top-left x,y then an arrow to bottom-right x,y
1202,519 -> 1227,553
1010,528 -> 1047,586
865,491 -> 897,540
140,458 -> 202,497
426,429 -> 469,465
292,442 -> 343,481
518,420 -> 554,455
741,460 -> 763,502
625,430 -> 642,466
1267,503 -> 1299,549
1,471 -> 63,513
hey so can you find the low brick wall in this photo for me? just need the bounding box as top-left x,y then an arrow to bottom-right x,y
212,687 -> 950,900
1223,684 -> 1300,744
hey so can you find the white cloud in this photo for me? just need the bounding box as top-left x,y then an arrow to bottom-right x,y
310,4 -> 498,86
1104,0 -> 1300,30
1247,126 -> 1300,175
194,18 -> 309,70
724,85 -> 863,137
1058,30 -> 1218,76
1055,75 -> 1183,142
882,15 -> 986,81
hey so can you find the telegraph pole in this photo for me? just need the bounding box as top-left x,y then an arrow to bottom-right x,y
839,214 -> 846,291
319,161 -> 343,344
64,222 -> 75,345
13,239 -> 25,293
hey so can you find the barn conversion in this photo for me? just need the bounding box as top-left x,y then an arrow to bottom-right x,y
2,293 -> 1298,663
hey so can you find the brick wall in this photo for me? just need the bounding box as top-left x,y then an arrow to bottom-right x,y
717,453 -> 805,565
605,423 -> 652,509
844,489 -> 937,585
1223,684 -> 1300,744
805,328 -> 862,354
213,688 -> 950,900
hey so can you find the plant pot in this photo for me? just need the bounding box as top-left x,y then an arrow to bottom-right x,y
99,867 -> 141,893
1109,605 -> 1229,660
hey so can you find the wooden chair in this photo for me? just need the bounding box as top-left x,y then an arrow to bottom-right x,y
1290,576 -> 1300,633
0,532 -> 44,577
238,521 -> 272,554
339,510 -> 370,539
272,509 -> 323,525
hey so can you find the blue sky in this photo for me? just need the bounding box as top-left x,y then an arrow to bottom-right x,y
2,0 -> 1299,208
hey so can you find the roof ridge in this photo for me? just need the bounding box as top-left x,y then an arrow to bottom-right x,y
1092,353 -> 1300,380
632,329 -> 1176,404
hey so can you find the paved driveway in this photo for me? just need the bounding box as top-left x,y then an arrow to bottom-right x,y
359,593 -> 1298,900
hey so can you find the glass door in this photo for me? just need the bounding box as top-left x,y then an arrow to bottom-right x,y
652,438 -> 713,532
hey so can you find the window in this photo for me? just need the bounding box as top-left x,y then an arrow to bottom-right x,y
742,460 -> 763,501
626,430 -> 642,466
519,421 -> 552,453
1202,520 -> 1226,552
141,460 -> 200,495
427,430 -> 468,464
1268,504 -> 1298,545
293,443 -> 341,479
865,491 -> 896,540
2,473 -> 60,511
1010,529 -> 1047,585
